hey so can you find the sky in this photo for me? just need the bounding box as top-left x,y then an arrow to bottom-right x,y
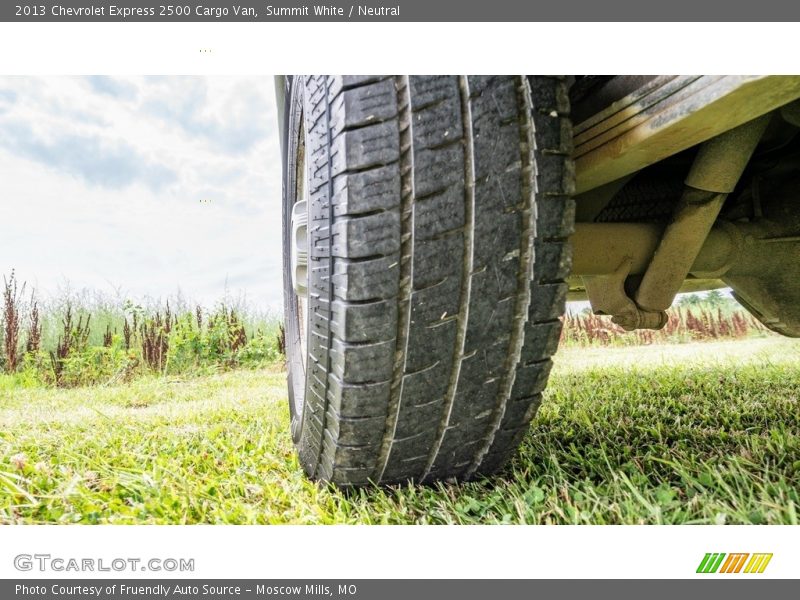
0,76 -> 282,310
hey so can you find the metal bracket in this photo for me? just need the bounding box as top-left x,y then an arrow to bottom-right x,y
582,257 -> 668,331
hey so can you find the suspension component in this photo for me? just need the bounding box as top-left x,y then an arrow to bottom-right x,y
634,115 -> 770,315
580,115 -> 770,330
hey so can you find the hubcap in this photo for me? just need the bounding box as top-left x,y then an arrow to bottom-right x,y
291,135 -> 309,371
291,200 -> 308,298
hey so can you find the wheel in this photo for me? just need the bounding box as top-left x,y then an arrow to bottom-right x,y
281,75 -> 574,485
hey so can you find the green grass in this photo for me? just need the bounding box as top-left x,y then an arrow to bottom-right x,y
1,338 -> 799,524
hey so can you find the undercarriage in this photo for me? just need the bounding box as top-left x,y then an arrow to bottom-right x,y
569,75 -> 800,336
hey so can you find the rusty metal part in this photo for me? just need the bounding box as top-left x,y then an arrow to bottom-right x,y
575,219 -> 742,331
574,75 -> 800,194
568,278 -> 728,302
569,215 -> 800,337
571,222 -> 741,278
685,117 -> 772,194
582,259 -> 668,331
728,278 -> 800,338
574,115 -> 769,329
721,220 -> 800,337
633,115 -> 770,314
571,219 -> 800,280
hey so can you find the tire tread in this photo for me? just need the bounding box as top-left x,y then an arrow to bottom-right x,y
291,75 -> 573,485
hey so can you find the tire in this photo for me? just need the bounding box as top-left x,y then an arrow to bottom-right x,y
282,75 -> 574,485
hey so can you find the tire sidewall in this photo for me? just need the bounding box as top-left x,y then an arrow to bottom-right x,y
282,76 -> 307,444
283,77 -> 336,477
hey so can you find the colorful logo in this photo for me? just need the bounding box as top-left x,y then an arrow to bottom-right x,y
696,553 -> 773,574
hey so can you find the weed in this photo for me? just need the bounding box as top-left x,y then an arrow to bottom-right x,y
228,309 -> 247,353
277,324 -> 286,358
50,306 -> 91,386
562,302 -> 768,347
103,325 -> 114,348
2,270 -> 25,373
25,292 -> 42,354
140,303 -> 172,372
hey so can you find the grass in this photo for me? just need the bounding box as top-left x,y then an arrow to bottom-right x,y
1,337 -> 799,524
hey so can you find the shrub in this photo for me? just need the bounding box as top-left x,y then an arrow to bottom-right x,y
57,345 -> 136,388
13,350 -> 54,387
167,313 -> 206,373
168,306 -> 277,373
235,330 -> 282,366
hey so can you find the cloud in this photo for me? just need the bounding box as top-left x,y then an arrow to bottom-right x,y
0,78 -> 106,125
0,89 -> 16,114
85,76 -> 138,101
144,78 -> 270,154
0,76 -> 282,310
47,99 -> 109,128
0,120 -> 177,191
